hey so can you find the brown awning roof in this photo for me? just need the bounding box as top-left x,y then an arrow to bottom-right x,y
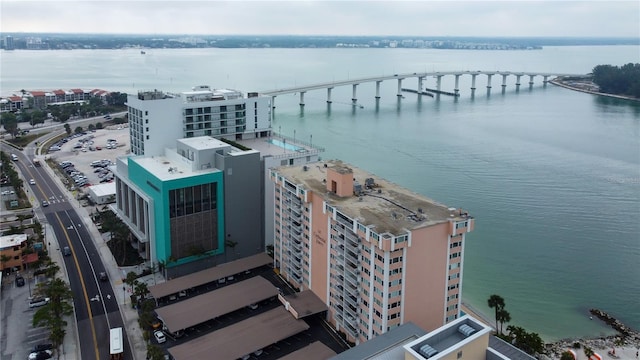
168,307 -> 309,360
156,276 -> 278,333
278,341 -> 337,360
281,290 -> 328,319
149,253 -> 273,299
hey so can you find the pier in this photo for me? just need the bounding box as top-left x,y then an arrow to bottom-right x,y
401,88 -> 434,97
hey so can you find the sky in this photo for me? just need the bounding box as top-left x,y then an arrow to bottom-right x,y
1,0 -> 639,38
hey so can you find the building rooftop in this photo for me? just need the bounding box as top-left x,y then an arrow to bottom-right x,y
279,341 -> 337,360
274,159 -> 471,235
404,315 -> 492,360
132,154 -> 220,181
156,276 -> 278,333
330,322 -> 426,360
177,136 -> 229,151
0,233 -> 28,250
167,307 -> 309,360
87,182 -> 116,197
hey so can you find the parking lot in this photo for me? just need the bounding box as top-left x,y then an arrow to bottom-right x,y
45,125 -> 130,189
1,272 -> 56,360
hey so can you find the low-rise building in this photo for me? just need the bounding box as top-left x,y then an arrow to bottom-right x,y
0,233 -> 28,272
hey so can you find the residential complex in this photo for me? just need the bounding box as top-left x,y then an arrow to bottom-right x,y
270,160 -> 474,344
0,88 -> 112,112
126,86 -> 272,156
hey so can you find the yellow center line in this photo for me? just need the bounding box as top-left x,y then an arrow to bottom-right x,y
54,212 -> 101,360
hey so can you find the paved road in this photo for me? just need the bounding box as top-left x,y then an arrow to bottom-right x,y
3,144 -> 132,360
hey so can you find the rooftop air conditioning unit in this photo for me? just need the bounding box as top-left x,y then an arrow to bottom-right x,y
458,323 -> 476,337
419,344 -> 439,359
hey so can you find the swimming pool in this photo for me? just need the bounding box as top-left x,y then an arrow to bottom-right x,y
268,139 -> 302,151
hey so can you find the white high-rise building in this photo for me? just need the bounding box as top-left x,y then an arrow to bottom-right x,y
127,86 -> 272,156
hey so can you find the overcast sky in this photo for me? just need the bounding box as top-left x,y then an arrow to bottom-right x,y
1,0 -> 639,38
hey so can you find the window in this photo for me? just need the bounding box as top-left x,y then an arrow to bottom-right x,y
457,351 -> 463,359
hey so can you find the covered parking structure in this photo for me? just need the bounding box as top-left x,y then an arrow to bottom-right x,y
149,252 -> 272,300
278,341 -> 337,360
155,276 -> 278,333
280,290 -> 328,319
168,307 -> 310,360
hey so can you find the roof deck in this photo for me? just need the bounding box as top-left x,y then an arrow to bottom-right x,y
274,159 -> 472,234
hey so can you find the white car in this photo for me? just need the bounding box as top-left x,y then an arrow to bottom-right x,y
29,179 -> 36,185
28,349 -> 52,360
154,330 -> 166,344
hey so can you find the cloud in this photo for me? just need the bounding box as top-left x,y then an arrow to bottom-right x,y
1,0 -> 638,37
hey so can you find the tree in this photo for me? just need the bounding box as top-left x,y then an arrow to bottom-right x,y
33,278 -> 74,357
146,344 -> 165,360
1,112 -> 19,138
95,122 -> 103,129
505,325 -> 544,356
496,308 -> 511,335
583,346 -> 594,360
124,271 -> 138,294
63,123 -> 71,135
487,294 -> 506,334
0,254 -> 11,271
560,351 -> 576,360
74,126 -> 83,134
30,110 -> 47,127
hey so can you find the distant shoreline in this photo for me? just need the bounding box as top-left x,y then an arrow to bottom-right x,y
550,78 -> 640,102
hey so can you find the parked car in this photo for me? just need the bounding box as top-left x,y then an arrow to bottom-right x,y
29,297 -> 51,308
28,350 -> 52,360
154,330 -> 166,344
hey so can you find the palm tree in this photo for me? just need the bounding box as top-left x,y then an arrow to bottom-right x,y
487,294 -> 505,333
496,308 -> 511,335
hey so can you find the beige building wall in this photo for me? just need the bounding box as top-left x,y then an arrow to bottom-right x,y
403,223 -> 450,331
309,191 -> 329,302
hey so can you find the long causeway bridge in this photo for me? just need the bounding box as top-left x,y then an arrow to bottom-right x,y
258,70 -> 586,107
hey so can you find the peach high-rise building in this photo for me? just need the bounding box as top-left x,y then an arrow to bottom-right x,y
270,160 -> 474,345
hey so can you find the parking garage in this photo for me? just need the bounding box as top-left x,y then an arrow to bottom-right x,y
167,307 -> 310,360
149,253 -> 273,301
155,276 -> 279,334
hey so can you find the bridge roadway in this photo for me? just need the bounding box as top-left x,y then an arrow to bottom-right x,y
258,70 -> 587,106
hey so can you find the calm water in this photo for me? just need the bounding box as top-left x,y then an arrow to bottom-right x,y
2,46 -> 639,340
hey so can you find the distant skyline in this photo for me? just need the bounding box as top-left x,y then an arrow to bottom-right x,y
1,1 -> 639,38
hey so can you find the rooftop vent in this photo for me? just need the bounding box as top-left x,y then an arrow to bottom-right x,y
458,324 -> 476,337
419,344 -> 439,359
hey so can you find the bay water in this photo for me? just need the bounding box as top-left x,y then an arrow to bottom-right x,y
2,45 -> 638,340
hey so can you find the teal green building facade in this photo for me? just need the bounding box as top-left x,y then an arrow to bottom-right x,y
128,157 -> 225,267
